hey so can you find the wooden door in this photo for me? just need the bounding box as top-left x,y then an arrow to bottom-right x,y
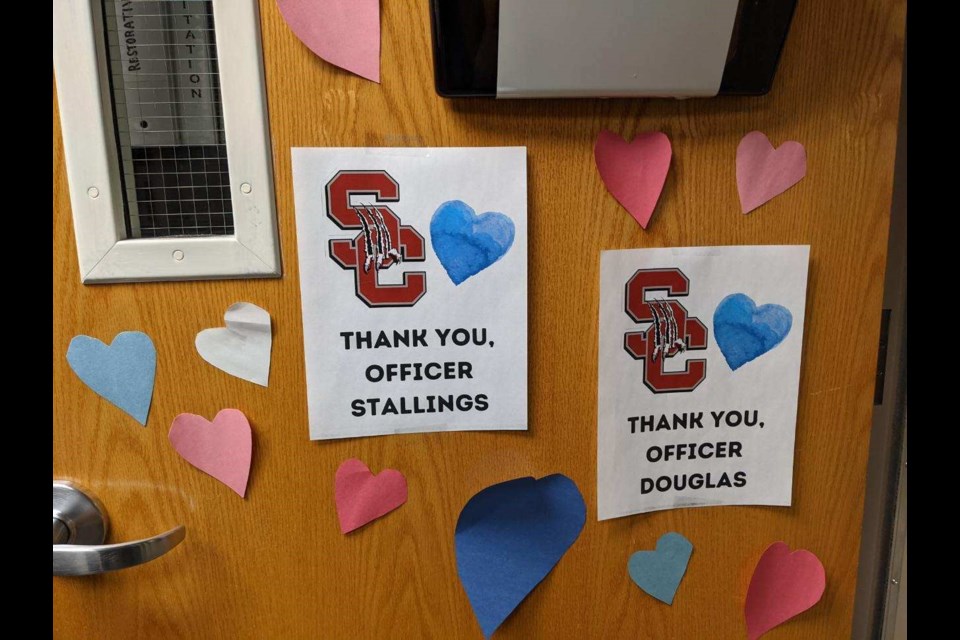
53,0 -> 906,637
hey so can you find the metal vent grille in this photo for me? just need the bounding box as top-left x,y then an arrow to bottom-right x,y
101,0 -> 234,238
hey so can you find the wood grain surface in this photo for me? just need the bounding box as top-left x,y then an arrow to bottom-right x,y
53,1 -> 906,638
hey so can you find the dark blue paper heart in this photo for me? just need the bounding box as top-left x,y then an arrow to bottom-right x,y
430,200 -> 515,285
455,475 -> 586,638
713,293 -> 793,371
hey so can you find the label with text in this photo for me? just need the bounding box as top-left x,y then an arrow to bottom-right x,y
293,147 -> 528,440
598,245 -> 809,519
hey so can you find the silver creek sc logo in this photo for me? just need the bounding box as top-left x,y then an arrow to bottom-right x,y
623,268 -> 708,393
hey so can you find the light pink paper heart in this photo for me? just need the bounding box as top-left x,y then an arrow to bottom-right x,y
169,409 -> 253,498
745,542 -> 826,640
737,131 -> 807,214
594,130 -> 672,229
277,0 -> 380,83
334,458 -> 407,534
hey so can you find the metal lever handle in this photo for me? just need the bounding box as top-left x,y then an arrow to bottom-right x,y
53,525 -> 186,576
53,481 -> 186,576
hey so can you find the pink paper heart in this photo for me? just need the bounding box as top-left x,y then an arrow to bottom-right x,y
334,458 -> 407,534
745,542 -> 826,640
277,0 -> 380,83
169,409 -> 253,498
594,130 -> 672,229
736,131 -> 807,214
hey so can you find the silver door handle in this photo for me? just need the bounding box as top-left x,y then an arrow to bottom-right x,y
53,481 -> 186,576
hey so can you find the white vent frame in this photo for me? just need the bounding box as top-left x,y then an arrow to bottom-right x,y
53,0 -> 280,283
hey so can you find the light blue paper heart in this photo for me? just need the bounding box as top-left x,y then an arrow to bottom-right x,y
66,331 -> 157,425
627,532 -> 693,605
713,293 -> 793,371
430,200 -> 515,285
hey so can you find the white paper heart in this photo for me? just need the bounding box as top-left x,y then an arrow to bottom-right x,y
195,302 -> 272,386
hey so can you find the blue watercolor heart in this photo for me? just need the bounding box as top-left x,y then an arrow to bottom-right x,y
430,200 -> 515,285
455,475 -> 586,638
627,532 -> 694,605
66,331 -> 157,425
713,293 -> 793,371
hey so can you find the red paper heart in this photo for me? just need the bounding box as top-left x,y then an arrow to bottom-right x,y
745,542 -> 826,639
594,130 -> 672,229
169,409 -> 253,498
334,459 -> 408,534
736,131 -> 807,214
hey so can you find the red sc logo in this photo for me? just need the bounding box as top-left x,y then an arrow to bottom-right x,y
327,171 -> 427,307
623,268 -> 708,393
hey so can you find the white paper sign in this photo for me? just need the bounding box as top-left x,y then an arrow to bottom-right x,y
292,147 -> 528,440
497,0 -> 740,97
598,246 -> 809,520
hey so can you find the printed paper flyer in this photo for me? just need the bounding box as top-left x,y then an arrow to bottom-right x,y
292,147 -> 528,440
597,245 -> 809,520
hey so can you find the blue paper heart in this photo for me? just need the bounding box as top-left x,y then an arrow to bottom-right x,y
455,475 -> 586,638
713,293 -> 793,371
66,331 -> 157,425
627,532 -> 694,605
430,200 -> 515,285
